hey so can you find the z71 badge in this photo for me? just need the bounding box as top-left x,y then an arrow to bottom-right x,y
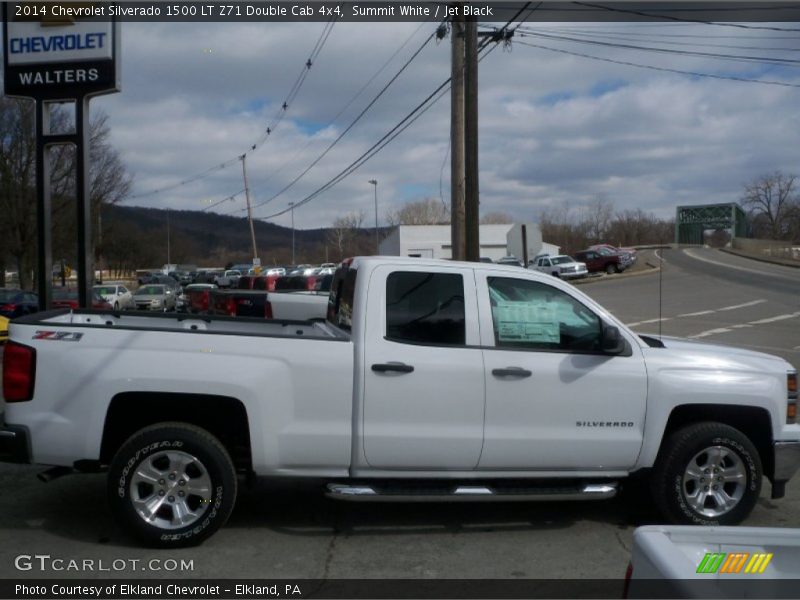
33,330 -> 84,342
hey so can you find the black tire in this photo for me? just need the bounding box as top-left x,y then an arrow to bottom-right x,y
108,422 -> 237,548
605,263 -> 616,275
651,422 -> 761,525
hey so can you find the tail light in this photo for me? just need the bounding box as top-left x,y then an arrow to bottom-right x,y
0,303 -> 17,313
264,301 -> 273,319
200,291 -> 210,312
225,297 -> 236,317
3,341 -> 36,402
788,372 -> 798,424
306,276 -> 317,291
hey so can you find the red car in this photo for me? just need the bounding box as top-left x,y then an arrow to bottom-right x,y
51,288 -> 112,310
184,284 -> 217,314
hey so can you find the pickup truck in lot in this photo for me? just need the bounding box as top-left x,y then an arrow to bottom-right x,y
209,275 -> 330,320
626,525 -> 800,598
1,257 -> 798,548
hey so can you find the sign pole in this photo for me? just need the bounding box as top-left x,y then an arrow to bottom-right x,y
75,95 -> 94,307
35,100 -> 53,311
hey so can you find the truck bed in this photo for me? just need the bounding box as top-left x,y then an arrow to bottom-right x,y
12,309 -> 345,341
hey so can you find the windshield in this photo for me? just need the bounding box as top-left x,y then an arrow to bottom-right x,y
52,288 -> 76,300
0,289 -> 20,303
551,257 -> 573,265
93,287 -> 115,295
136,285 -> 165,295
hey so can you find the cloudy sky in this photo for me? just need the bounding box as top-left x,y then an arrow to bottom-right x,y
84,9 -> 800,230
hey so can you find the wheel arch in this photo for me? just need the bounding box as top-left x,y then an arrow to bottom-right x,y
100,392 -> 252,474
658,404 -> 774,481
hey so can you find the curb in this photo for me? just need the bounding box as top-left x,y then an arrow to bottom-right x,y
719,247 -> 800,269
572,264 -> 660,285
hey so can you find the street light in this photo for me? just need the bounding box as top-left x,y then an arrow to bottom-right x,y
288,202 -> 295,264
368,179 -> 378,254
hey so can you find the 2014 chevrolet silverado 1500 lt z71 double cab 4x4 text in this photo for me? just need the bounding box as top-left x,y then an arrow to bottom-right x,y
1,257 -> 798,547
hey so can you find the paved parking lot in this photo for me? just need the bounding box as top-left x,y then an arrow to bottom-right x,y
1,247 -> 798,584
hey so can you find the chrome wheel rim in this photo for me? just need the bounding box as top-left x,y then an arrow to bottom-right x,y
129,450 -> 212,530
682,445 -> 746,518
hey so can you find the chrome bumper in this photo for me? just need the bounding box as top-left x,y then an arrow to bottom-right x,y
774,441 -> 800,480
771,441 -> 800,498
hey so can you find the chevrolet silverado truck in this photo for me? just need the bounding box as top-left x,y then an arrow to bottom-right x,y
625,525 -> 800,598
1,257 -> 798,548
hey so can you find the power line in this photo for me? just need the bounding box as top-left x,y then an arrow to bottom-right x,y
573,1 -> 800,33
514,38 -> 800,88
201,189 -> 245,212
256,19 -> 433,190
515,28 -> 800,68
257,40 -> 506,221
127,19 -> 336,201
248,22 -> 443,215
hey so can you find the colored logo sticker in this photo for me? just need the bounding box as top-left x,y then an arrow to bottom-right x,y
697,552 -> 773,574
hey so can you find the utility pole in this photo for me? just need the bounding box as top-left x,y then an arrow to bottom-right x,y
464,16 -> 480,262
450,9 -> 466,261
369,179 -> 379,254
289,202 -> 295,264
240,154 -> 259,264
166,208 -> 171,270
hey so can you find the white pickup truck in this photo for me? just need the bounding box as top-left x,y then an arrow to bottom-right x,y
626,525 -> 800,598
1,257 -> 798,547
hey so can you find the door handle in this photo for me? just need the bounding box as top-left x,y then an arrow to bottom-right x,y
372,362 -> 415,374
492,367 -> 532,378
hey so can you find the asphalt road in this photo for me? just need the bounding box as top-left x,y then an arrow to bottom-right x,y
0,248 -> 798,585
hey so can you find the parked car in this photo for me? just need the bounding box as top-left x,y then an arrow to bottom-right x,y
590,244 -> 636,267
51,288 -> 112,310
531,255 -> 588,279
590,243 -> 637,264
168,271 -> 194,287
574,249 -> 627,274
626,525 -> 800,598
93,284 -> 134,310
0,288 -> 38,319
496,256 -> 523,267
184,283 -> 217,314
132,284 -> 177,312
0,315 -> 8,344
214,270 -> 242,288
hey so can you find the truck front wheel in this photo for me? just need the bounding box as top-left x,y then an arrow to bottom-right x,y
108,422 -> 237,547
651,422 -> 761,525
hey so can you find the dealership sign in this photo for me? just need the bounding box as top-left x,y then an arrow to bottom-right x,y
2,3 -> 120,98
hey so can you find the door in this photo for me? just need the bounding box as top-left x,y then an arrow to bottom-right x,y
477,274 -> 647,470
362,265 -> 485,469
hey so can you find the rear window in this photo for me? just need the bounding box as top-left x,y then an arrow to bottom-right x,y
327,263 -> 357,331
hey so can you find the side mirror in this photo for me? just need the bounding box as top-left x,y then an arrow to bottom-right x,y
601,325 -> 626,355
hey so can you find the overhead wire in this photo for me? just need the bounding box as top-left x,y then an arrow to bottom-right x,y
572,1 -> 800,33
513,37 -> 800,88
255,8 -> 529,221
513,28 -> 800,67
246,21 -> 443,215
127,18 -> 336,201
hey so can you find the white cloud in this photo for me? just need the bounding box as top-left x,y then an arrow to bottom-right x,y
77,19 -> 800,229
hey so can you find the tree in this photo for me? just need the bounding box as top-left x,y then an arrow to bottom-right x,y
0,98 -> 132,289
741,171 -> 799,240
480,211 -> 514,224
386,198 -> 449,226
581,195 -> 614,243
326,210 -> 365,261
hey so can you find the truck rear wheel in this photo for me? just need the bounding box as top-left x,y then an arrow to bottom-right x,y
651,422 -> 761,525
108,422 -> 237,547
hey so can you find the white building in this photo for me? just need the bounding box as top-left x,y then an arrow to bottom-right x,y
378,224 -> 559,263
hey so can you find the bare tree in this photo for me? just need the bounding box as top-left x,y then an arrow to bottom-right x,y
0,98 -> 132,289
326,210 -> 365,261
386,198 -> 449,226
581,195 -> 614,243
480,211 -> 514,224
741,171 -> 798,240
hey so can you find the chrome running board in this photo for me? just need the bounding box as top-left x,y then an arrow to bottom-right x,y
326,482 -> 618,502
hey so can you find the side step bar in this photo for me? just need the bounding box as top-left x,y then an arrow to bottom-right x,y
326,482 -> 618,502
